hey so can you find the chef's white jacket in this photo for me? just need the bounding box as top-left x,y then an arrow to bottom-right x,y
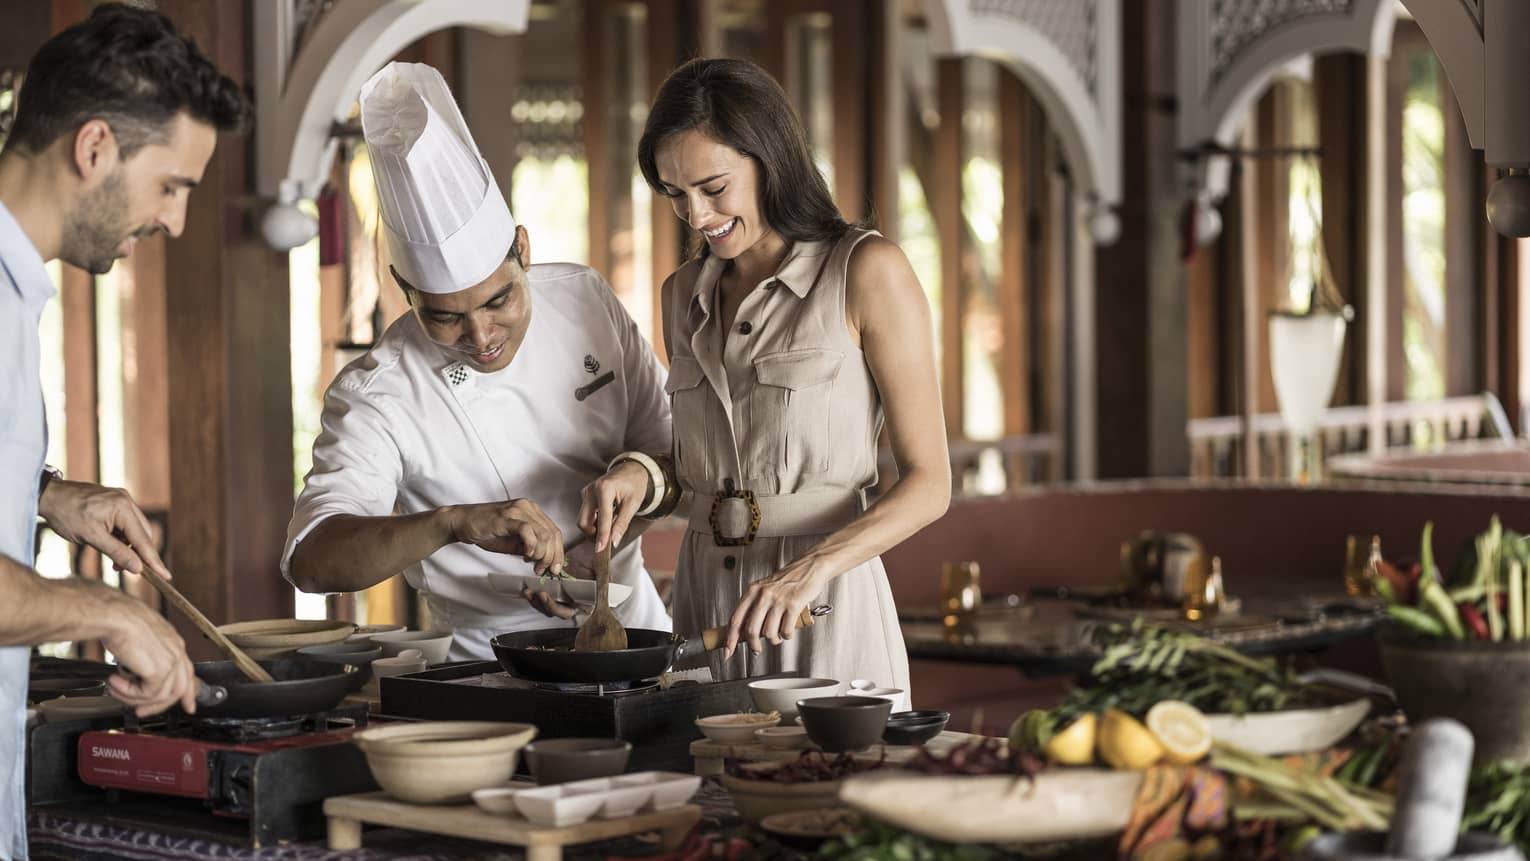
282,263 -> 673,659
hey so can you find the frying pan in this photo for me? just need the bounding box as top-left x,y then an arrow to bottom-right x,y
190,658 -> 363,719
491,605 -> 833,684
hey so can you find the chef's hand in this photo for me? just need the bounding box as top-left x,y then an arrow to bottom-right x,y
724,558 -> 830,660
445,499 -> 565,576
97,589 -> 198,716
519,584 -> 578,620
38,479 -> 171,580
578,461 -> 649,552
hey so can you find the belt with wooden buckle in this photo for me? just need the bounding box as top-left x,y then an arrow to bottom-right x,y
708,486 -> 761,546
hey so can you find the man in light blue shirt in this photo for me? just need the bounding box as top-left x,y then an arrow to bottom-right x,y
0,5 -> 248,857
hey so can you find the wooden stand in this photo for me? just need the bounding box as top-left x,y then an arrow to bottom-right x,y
690,730 -> 995,775
323,793 -> 700,860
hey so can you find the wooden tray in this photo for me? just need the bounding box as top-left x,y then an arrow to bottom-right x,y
323,792 -> 700,861
690,730 -> 995,775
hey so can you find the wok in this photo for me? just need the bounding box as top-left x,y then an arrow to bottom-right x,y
191,658 -> 363,719
491,605 -> 833,684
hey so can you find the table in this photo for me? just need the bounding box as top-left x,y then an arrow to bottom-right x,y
901,596 -> 1383,678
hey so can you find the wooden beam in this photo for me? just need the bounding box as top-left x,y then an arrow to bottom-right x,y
159,0 -> 294,657
1442,68 -> 1481,397
1367,51 -> 1390,451
648,0 -> 685,359
933,57 -> 964,436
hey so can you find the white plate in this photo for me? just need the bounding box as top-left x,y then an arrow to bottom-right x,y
487,573 -> 633,609
839,769 -> 1142,844
1204,698 -> 1371,755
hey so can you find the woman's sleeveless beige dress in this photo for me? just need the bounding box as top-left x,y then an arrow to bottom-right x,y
662,228 -> 912,706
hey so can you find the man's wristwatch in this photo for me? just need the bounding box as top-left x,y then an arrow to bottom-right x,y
38,464 -> 62,498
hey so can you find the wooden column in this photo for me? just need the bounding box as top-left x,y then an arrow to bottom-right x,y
998,69 -> 1029,438
1442,72 -> 1482,397
1315,53 -> 1370,407
828,0 -> 865,222
1383,29 -> 1412,404
583,1 -> 612,282
159,0 -> 295,657
866,0 -> 901,239
933,57 -> 964,436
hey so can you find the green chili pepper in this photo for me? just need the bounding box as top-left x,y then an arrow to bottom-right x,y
1386,604 -> 1447,638
1421,579 -> 1467,639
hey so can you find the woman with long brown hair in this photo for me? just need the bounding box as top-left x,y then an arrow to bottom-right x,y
580,58 -> 950,700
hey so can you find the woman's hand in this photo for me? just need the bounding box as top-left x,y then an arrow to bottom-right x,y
724,557 -> 830,659
578,461 -> 650,551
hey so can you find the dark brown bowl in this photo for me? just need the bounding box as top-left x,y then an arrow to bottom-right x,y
523,738 -> 632,785
883,710 -> 950,746
797,696 -> 893,752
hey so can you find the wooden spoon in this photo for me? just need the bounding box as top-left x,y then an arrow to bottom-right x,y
574,544 -> 628,652
137,567 -> 275,684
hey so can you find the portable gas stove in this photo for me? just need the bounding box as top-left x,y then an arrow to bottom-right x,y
30,702 -> 379,847
381,662 -> 780,772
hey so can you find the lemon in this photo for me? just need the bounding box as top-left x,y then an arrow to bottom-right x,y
1145,700 -> 1213,765
1098,708 -> 1164,770
1043,713 -> 1097,765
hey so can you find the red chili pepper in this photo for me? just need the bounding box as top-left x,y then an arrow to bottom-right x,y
1459,602 -> 1490,640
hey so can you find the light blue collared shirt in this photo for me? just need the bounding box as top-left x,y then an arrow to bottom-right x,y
0,199 -> 54,861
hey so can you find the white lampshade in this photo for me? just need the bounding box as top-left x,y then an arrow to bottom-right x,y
1269,310 -> 1348,438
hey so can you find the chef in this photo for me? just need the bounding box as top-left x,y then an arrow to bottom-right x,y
282,62 -> 672,659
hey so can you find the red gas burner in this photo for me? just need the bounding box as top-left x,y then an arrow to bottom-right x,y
76,705 -> 369,818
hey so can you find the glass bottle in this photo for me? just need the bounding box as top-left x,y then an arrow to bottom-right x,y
940,561 -> 982,632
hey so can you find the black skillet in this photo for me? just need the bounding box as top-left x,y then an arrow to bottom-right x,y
490,605 -> 833,684
190,658 -> 363,719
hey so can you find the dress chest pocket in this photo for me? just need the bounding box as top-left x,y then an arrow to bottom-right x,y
751,349 -> 843,477
664,354 -> 712,482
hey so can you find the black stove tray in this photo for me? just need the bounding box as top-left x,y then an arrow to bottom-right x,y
381,661 -> 784,772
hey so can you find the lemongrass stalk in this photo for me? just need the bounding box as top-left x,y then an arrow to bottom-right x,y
1259,782 -> 1349,832
1317,776 -> 1390,831
1513,561 -> 1526,641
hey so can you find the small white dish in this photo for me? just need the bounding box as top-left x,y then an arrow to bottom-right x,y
847,687 -> 904,704
696,713 -> 781,744
372,650 -> 427,679
849,679 -> 876,692
514,783 -> 605,827
487,572 -> 633,609
614,772 -> 702,811
471,786 -> 522,815
754,726 -> 810,750
347,623 -> 406,645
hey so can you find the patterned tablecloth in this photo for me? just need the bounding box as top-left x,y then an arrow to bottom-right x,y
27,781 -> 741,861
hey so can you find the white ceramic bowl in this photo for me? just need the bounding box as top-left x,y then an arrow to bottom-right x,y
754,726 -> 810,750
354,721 -> 537,804
748,677 -> 843,717
696,713 -> 782,744
846,687 -> 904,704
369,629 -> 453,664
217,619 -> 356,659
1204,699 -> 1371,756
346,623 -> 406,646
514,782 -> 607,827
486,573 -> 634,609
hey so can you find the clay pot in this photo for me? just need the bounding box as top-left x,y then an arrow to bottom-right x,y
1379,628 -> 1530,764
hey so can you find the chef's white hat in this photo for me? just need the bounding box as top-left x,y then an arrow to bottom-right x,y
359,62 -> 515,294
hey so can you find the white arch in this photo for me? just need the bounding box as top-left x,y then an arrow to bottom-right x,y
1180,0 -> 1396,201
923,0 -> 1122,215
255,0 -> 530,201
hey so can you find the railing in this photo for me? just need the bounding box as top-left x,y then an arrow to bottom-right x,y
879,432 -> 1066,495
1187,393 -> 1514,480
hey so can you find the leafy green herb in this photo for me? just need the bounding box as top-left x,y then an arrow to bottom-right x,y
1463,760 -> 1530,854
1052,621 -> 1326,723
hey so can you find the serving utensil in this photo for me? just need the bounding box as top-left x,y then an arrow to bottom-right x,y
138,567 -> 275,683
573,544 -> 627,651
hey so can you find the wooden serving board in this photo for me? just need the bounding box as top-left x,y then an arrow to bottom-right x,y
323,792 -> 701,861
690,730 -> 996,775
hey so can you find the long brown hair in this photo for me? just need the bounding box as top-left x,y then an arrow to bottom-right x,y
638,58 -> 850,257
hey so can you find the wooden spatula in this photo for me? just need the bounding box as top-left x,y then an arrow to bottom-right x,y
574,544 -> 628,651
137,567 -> 275,683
